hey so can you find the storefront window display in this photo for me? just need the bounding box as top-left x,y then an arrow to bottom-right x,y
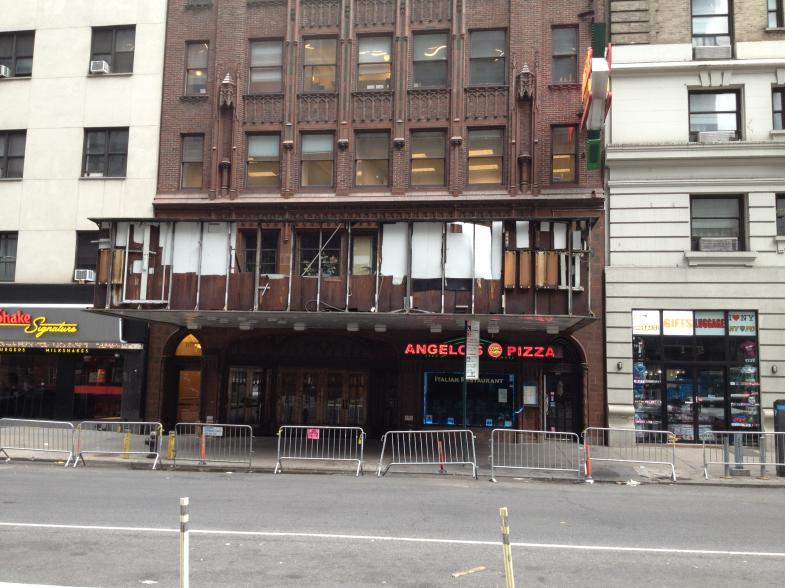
632,310 -> 760,442
423,372 -> 516,428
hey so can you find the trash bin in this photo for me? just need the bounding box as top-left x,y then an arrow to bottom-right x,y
775,400 -> 785,477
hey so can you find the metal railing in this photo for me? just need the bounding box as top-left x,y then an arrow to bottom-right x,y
583,427 -> 677,482
173,423 -> 253,470
702,431 -> 785,479
377,429 -> 478,479
275,425 -> 366,476
490,429 -> 581,482
73,421 -> 163,469
0,418 -> 75,466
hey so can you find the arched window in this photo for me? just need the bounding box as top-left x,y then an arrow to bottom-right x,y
175,334 -> 202,357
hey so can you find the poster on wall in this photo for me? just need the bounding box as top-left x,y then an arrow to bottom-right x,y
728,311 -> 756,336
632,310 -> 660,335
694,311 -> 726,336
662,310 -> 693,336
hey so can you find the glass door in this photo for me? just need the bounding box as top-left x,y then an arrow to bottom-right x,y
666,368 -> 694,441
227,367 -> 266,428
696,368 -> 725,441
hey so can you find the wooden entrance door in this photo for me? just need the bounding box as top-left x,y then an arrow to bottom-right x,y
177,369 -> 201,422
276,369 -> 368,427
227,367 -> 267,428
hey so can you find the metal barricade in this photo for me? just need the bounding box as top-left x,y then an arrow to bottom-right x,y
490,429 -> 581,482
702,431 -> 785,479
173,423 -> 253,470
275,426 -> 365,477
73,421 -> 163,469
377,429 -> 478,479
0,418 -> 75,466
583,427 -> 677,482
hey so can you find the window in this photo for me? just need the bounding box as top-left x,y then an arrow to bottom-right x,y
0,232 -> 17,282
249,41 -> 282,93
690,196 -> 744,251
774,88 -> 784,130
551,126 -> 576,183
240,230 -> 277,274
467,129 -> 503,184
82,128 -> 128,177
689,90 -> 740,141
413,33 -> 448,88
470,31 -> 505,86
247,135 -> 280,188
355,131 -> 389,186
691,0 -> 731,48
358,37 -> 392,90
185,42 -> 209,95
0,31 -> 34,77
410,130 -> 446,186
770,0 -> 785,28
75,232 -> 98,272
777,195 -> 785,236
301,133 -> 334,187
181,135 -> 204,189
552,27 -> 577,83
352,235 -> 376,276
303,38 -> 336,92
0,131 -> 26,179
91,26 -> 135,73
299,231 -> 341,277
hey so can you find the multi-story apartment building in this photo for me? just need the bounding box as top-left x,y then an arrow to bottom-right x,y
0,1 -> 166,421
605,1 -> 785,440
94,0 -> 607,437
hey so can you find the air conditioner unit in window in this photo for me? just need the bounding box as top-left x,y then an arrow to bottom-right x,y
0,65 -> 10,78
699,237 -> 738,252
74,269 -> 96,282
694,45 -> 732,60
90,60 -> 111,74
697,130 -> 737,143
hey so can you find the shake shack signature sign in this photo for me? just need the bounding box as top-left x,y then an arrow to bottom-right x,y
0,309 -> 78,338
404,338 -> 557,359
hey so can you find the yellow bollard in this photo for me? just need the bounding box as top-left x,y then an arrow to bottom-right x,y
499,507 -> 515,588
122,432 -> 131,459
168,431 -> 176,461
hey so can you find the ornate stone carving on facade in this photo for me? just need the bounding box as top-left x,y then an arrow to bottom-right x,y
352,91 -> 393,122
516,64 -> 535,100
219,73 -> 236,110
465,87 -> 508,119
301,0 -> 340,28
244,94 -> 284,124
410,0 -> 451,23
407,89 -> 450,121
298,93 -> 338,123
354,0 -> 395,26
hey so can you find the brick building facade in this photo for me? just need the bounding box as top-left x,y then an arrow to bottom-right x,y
94,0 -> 607,437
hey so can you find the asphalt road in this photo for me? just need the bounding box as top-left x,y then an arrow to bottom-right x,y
1,463 -> 784,587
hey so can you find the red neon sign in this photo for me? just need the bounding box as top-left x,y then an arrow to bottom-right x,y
404,342 -> 556,359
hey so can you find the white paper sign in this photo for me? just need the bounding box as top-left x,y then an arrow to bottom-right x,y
632,310 -> 660,335
663,310 -> 693,336
728,311 -> 756,336
465,320 -> 480,380
694,311 -> 725,336
498,388 -> 508,403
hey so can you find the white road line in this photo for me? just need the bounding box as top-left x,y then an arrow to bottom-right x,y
1,521 -> 784,558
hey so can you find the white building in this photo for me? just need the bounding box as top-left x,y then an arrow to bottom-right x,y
0,0 -> 166,421
605,1 -> 785,439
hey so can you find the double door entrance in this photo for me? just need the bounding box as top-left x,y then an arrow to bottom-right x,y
277,369 -> 368,427
666,367 -> 726,442
225,367 -> 368,431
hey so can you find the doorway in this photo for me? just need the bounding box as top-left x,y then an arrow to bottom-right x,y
543,372 -> 580,435
226,367 -> 267,429
173,334 -> 202,424
276,369 -> 368,427
666,367 -> 726,442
